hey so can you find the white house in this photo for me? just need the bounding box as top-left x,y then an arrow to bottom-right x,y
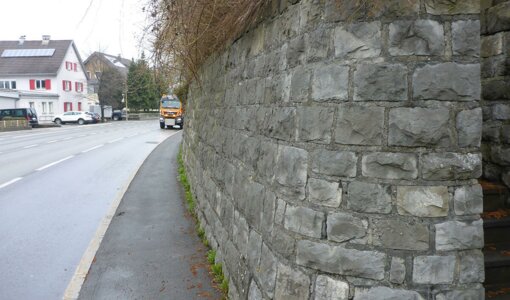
0,36 -> 88,122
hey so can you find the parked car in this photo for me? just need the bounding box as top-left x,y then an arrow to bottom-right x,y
112,109 -> 125,121
85,112 -> 100,123
0,108 -> 39,127
53,111 -> 93,125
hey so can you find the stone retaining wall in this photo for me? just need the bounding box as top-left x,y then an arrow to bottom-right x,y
481,0 -> 510,188
182,0 -> 484,299
0,119 -> 31,131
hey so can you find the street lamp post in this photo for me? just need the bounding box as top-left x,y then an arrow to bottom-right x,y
122,92 -> 129,121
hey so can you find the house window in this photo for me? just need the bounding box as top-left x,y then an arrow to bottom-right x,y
0,80 -> 16,89
65,61 -> 73,71
36,80 -> 46,89
29,79 -> 50,90
95,71 -> 101,79
75,82 -> 84,93
29,102 -> 35,108
62,80 -> 72,91
42,102 -> 47,113
64,102 -> 72,112
48,102 -> 54,113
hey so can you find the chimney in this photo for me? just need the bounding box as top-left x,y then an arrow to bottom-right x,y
42,35 -> 51,45
19,35 -> 26,45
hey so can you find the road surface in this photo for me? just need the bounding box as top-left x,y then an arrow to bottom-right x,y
0,121 -> 179,299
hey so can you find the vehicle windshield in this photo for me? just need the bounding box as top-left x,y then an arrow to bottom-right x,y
161,99 -> 180,109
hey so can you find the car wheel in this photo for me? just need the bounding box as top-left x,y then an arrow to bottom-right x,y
54,118 -> 62,125
113,115 -> 120,121
78,119 -> 85,125
160,123 -> 165,129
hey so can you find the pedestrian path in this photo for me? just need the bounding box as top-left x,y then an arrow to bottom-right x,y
77,132 -> 221,299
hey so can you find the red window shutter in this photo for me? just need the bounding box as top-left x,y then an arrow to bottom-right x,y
78,102 -> 82,111
74,63 -> 77,71
45,79 -> 51,90
64,102 -> 68,112
69,81 -> 72,91
75,82 -> 78,91
29,79 -> 35,90
70,103 -> 73,111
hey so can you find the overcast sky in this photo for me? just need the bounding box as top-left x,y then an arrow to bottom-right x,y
0,0 -> 150,61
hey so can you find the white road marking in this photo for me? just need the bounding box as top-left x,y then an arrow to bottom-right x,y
62,137 -> 73,141
108,137 -> 124,144
36,156 -> 74,171
0,177 -> 23,189
81,144 -> 104,153
23,144 -> 38,149
47,140 -> 58,144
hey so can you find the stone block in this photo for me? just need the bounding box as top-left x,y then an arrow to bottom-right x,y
334,22 -> 381,59
424,0 -> 480,15
389,107 -> 451,147
327,212 -> 367,243
481,33 -> 504,58
452,20 -> 480,57
335,105 -> 384,146
256,141 -> 278,183
493,103 -> 510,120
265,73 -> 291,104
261,190 -> 276,237
362,152 -> 418,180
435,219 -> 484,251
256,243 -> 278,298
503,125 -> 510,143
287,35 -> 305,68
296,240 -> 386,280
481,56 -> 509,78
491,145 -> 510,165
305,27 -> 331,62
413,63 -> 480,101
284,205 -> 325,238
421,153 -> 482,180
454,184 -> 483,215
311,64 -> 349,101
290,67 -> 311,103
389,20 -> 444,56
372,219 -> 429,251
311,149 -> 357,177
397,186 -> 449,217
413,255 -> 456,284
435,289 -> 485,300
390,257 -> 406,284
274,263 -> 310,300
372,0 -> 420,18
307,178 -> 342,207
354,63 -> 408,101
265,107 -> 297,141
457,108 -> 482,148
483,79 -> 510,100
275,145 -> 308,200
324,0 -> 366,22
271,227 -> 295,260
315,275 -> 349,300
297,106 -> 334,143
248,230 -> 263,271
459,250 -> 485,283
486,1 -> 510,34
248,280 -> 262,300
347,181 -> 392,214
354,287 -> 424,300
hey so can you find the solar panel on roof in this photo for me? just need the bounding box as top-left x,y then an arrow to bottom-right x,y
1,48 -> 56,57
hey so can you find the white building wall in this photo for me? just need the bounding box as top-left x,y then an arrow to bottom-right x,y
55,45 -> 88,115
0,96 -> 16,109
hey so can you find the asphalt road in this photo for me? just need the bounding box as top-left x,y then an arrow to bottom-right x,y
0,121 -> 179,299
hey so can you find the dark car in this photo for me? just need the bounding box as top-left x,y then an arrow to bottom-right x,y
0,108 -> 39,127
86,112 -> 100,123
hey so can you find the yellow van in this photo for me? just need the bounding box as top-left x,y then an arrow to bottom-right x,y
159,95 -> 184,129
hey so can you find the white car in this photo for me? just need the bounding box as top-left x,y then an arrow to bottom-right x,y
53,111 -> 93,125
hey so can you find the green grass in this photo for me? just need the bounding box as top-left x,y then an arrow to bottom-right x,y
177,144 -> 229,298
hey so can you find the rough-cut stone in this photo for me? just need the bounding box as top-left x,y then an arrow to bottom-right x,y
493,104 -> 510,120
327,212 -> 367,243
275,145 -> 308,200
297,106 -> 334,144
311,65 -> 349,101
452,20 -> 480,57
389,107 -> 451,147
390,257 -> 406,284
454,185 -> 483,215
424,0 -> 480,15
248,280 -> 262,300
248,230 -> 263,270
413,255 -> 456,284
421,153 -> 482,180
290,67 -> 311,103
372,219 -> 429,250
287,35 -> 305,68
296,240 -> 386,280
397,186 -> 449,217
315,275 -> 349,300
459,250 -> 485,284
257,243 -> 277,298
307,178 -> 342,208
435,220 -> 484,251
435,289 -> 485,300
483,79 -> 510,100
413,63 -> 480,101
284,205 -> 325,238
311,149 -> 357,177
274,263 -> 310,300
486,2 -> 510,34
362,152 -> 418,180
354,64 -> 408,101
457,108 -> 482,147
305,28 -> 331,62
335,105 -> 385,146
264,107 -> 297,141
389,20 -> 444,56
333,22 -> 381,59
354,287 -> 424,300
347,181 -> 392,214
481,33 -> 504,58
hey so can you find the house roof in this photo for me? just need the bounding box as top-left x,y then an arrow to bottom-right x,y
83,52 -> 132,76
0,40 -> 83,77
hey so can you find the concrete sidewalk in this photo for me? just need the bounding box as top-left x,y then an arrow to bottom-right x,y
77,132 -> 221,300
